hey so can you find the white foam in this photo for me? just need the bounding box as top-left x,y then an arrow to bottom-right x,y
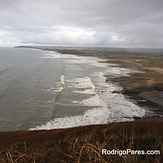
60,75 -> 65,85
33,51 -> 145,130
54,86 -> 63,92
41,53 -> 61,58
103,93 -> 145,122
91,72 -> 122,92
72,77 -> 108,108
81,95 -> 105,106
104,67 -> 142,78
90,71 -> 145,122
52,75 -> 65,93
69,77 -> 94,89
68,76 -> 109,119
69,59 -> 109,68
68,77 -> 96,95
30,75 -> 110,130
71,72 -> 145,123
30,107 -> 109,130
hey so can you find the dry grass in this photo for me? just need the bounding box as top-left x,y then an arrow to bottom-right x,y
138,59 -> 163,68
0,120 -> 163,162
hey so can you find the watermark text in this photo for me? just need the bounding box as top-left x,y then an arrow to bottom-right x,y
102,149 -> 160,156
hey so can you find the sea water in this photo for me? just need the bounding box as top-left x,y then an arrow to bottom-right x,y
0,47 -> 145,131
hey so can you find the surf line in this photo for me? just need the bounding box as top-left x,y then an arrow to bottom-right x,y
73,76 -> 109,124
30,76 -> 110,130
86,76 -> 109,123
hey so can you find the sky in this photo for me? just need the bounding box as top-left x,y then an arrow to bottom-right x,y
0,0 -> 163,48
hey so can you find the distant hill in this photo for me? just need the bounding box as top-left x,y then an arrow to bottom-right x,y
15,46 -> 163,55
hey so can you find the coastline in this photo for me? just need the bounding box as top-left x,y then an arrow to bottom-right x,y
39,48 -> 163,119
0,47 -> 162,162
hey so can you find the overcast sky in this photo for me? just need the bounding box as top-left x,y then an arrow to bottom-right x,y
0,0 -> 163,48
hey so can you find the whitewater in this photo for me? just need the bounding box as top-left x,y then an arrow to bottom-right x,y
0,47 -> 145,131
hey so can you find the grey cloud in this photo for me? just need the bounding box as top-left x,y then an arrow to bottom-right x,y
0,0 -> 163,47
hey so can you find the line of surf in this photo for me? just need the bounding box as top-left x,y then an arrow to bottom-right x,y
30,76 -> 109,130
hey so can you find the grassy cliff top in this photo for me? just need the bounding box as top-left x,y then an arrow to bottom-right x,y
0,120 -> 162,162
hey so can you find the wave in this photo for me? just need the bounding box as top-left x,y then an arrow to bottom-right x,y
30,107 -> 109,130
30,76 -> 109,130
60,75 -> 65,85
30,52 -> 145,130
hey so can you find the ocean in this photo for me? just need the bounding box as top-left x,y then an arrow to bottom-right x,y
0,47 -> 145,131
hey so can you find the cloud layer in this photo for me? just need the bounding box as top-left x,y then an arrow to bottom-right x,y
0,0 -> 163,47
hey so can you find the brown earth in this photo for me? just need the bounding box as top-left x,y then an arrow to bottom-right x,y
0,120 -> 163,163
106,56 -> 163,108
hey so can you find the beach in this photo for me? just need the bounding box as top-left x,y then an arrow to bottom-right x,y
40,47 -> 163,118
0,47 -> 156,131
1,0 -> 163,162
0,47 -> 163,162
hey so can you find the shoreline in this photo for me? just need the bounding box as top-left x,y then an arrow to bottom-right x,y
0,47 -> 163,162
39,48 -> 163,120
